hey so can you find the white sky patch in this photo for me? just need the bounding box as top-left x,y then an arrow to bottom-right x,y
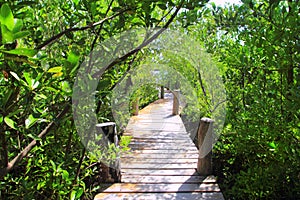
209,0 -> 242,7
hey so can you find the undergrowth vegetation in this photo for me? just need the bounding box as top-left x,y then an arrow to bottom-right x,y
0,0 -> 299,199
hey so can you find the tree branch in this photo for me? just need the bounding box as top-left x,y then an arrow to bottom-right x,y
91,0 -> 185,78
0,104 -> 70,178
36,9 -> 129,50
87,0 -> 115,74
211,99 -> 227,113
157,6 -> 175,26
73,147 -> 86,184
94,1 -> 184,113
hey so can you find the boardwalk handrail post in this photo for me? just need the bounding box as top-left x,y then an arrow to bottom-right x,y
95,122 -> 121,182
160,86 -> 164,99
172,89 -> 180,115
197,117 -> 214,175
132,98 -> 139,116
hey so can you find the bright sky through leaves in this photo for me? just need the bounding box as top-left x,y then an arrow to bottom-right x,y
209,0 -> 242,7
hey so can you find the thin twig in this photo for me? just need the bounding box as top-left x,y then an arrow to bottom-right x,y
0,104 -> 70,178
211,99 -> 227,113
73,147 -> 86,184
87,0 -> 115,73
36,9 -> 129,50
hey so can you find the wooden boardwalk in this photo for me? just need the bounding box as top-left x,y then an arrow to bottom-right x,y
95,92 -> 224,200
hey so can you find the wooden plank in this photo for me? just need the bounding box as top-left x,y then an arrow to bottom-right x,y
128,136 -> 191,141
95,192 -> 225,200
122,175 -> 217,183
131,136 -> 192,143
124,150 -> 198,155
121,153 -> 199,159
122,163 -> 197,169
126,121 -> 184,126
125,128 -> 186,132
129,146 -> 197,151
122,158 -> 198,164
129,140 -> 194,145
128,132 -> 190,136
127,120 -> 183,124
130,138 -> 193,142
121,169 -> 197,175
129,149 -> 198,154
129,140 -> 193,145
101,183 -> 221,193
129,141 -> 194,145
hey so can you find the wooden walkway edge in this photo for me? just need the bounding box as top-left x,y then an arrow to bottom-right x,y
95,92 -> 224,200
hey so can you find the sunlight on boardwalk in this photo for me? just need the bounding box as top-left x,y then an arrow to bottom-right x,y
95,92 -> 224,200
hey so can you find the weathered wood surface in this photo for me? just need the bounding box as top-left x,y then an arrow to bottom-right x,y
101,183 -> 221,193
120,175 -> 217,183
197,117 -> 214,175
95,92 -> 224,200
95,192 -> 224,200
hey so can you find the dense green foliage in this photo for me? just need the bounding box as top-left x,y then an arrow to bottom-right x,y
0,0 -> 207,199
190,1 -> 300,198
134,84 -> 159,109
0,0 -> 299,199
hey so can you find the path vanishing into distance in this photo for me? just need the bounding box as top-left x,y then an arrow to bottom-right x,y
95,92 -> 224,200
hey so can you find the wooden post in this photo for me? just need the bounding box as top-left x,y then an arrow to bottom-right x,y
96,122 -> 121,182
95,122 -> 118,144
160,86 -> 164,99
132,99 -> 139,116
100,162 -> 110,182
172,90 -> 180,115
197,117 -> 214,175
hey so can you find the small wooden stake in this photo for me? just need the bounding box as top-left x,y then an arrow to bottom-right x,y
197,117 -> 214,175
160,86 -> 164,99
172,90 -> 180,115
132,99 -> 139,116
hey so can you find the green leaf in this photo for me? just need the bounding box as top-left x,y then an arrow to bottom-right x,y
25,114 -> 38,129
4,116 -> 17,130
0,115 -> 3,123
50,160 -> 56,171
12,19 -> 23,33
75,188 -> 84,199
268,142 -> 277,149
36,93 -> 47,99
37,182 -> 46,190
31,80 -> 39,90
23,72 -> 40,90
62,170 -> 69,180
72,0 -> 79,6
27,133 -> 41,141
3,48 -> 37,57
2,89 -> 13,108
1,24 -> 14,44
52,72 -> 63,78
13,31 -> 30,40
0,4 -> 14,31
67,51 -> 79,65
22,72 -> 39,90
23,72 -> 31,87
10,71 -> 20,81
60,81 -> 71,94
47,66 -> 62,73
211,2 -> 216,10
70,190 -> 76,200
